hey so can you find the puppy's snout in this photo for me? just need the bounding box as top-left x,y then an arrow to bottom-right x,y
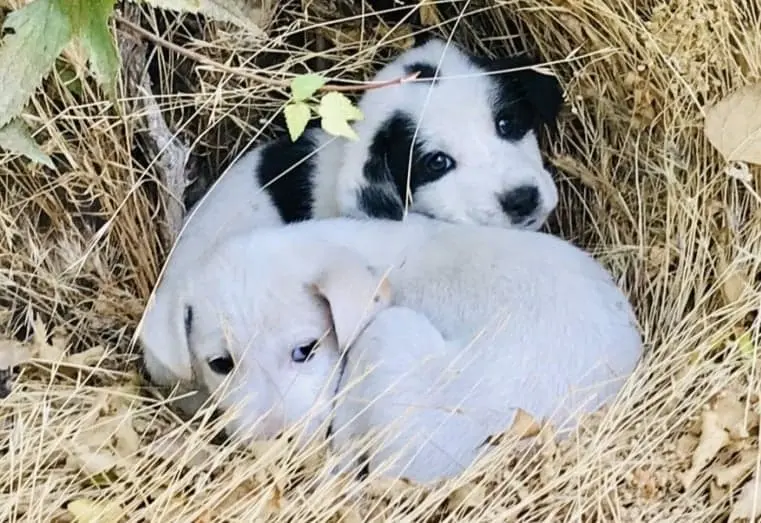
499,185 -> 541,222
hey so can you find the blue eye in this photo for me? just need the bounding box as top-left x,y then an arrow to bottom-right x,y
291,340 -> 319,363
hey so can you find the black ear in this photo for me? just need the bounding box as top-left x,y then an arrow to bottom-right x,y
355,112 -> 421,221
476,54 -> 565,132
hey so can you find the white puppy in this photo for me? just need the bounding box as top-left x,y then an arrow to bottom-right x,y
139,214 -> 642,483
165,37 -> 563,281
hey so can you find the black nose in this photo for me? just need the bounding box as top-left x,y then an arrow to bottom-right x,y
499,185 -> 540,220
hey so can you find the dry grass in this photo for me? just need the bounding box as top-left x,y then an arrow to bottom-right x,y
1,0 -> 760,521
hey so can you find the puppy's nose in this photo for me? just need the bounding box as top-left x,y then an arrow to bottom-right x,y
499,185 -> 541,221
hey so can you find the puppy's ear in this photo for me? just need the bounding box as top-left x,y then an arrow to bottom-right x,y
351,113 -> 420,221
480,54 -> 565,131
138,284 -> 195,385
309,250 -> 392,351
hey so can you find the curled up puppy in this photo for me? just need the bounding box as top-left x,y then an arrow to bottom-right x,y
163,37 -> 564,281
138,214 -> 643,484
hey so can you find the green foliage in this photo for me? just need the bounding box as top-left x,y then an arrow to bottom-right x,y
284,74 -> 365,142
317,91 -> 363,141
0,0 -> 121,166
0,119 -> 54,168
65,0 -> 120,98
0,0 -> 73,130
284,102 -> 311,142
290,74 -> 327,102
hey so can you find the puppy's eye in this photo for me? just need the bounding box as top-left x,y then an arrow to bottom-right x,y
424,152 -> 455,176
208,354 -> 235,375
291,340 -> 319,363
496,116 -> 520,140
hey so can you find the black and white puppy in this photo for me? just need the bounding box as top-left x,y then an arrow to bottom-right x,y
167,38 -> 563,279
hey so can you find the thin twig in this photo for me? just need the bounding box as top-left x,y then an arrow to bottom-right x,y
115,15 -> 420,93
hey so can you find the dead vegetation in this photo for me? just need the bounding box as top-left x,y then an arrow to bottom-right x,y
1,0 -> 760,521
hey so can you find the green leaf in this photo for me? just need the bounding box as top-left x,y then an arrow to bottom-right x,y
61,0 -> 120,98
0,0 -> 73,129
317,92 -> 363,141
284,102 -> 311,142
0,118 -> 54,168
290,74 -> 327,102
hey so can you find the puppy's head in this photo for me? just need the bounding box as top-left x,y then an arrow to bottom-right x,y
138,231 -> 391,444
336,38 -> 564,231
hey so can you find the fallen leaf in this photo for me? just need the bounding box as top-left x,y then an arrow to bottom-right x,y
709,481 -> 727,505
680,409 -> 730,489
446,482 -> 487,511
715,449 -> 757,486
715,243 -> 748,306
114,415 -> 141,457
30,316 -> 66,362
0,339 -> 32,369
508,408 -> 542,439
711,392 -> 750,439
675,433 -> 699,458
318,92 -> 363,141
704,83 -> 761,165
137,0 -> 268,37
730,473 -> 761,522
0,0 -> 73,129
67,497 -> 124,523
284,102 -> 311,142
0,118 -> 54,167
66,442 -> 120,477
419,3 -> 441,26
290,73 -> 326,102
67,345 -> 107,367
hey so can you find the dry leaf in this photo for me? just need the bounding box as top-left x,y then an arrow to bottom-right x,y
114,415 -> 141,457
446,482 -> 487,511
0,339 -> 31,368
709,481 -> 727,505
31,316 -> 65,362
715,449 -> 757,486
66,442 -> 120,477
704,83 -> 761,165
508,408 -> 542,439
680,410 -> 730,489
484,408 -> 542,446
675,434 -> 699,458
730,473 -> 761,522
419,3 -> 441,26
715,244 -> 749,306
67,498 -> 125,523
67,345 -> 107,367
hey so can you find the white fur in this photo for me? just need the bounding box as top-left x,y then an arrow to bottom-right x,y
139,214 -> 642,483
162,38 -> 562,283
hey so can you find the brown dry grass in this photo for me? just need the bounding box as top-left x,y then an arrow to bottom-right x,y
1,0 -> 760,521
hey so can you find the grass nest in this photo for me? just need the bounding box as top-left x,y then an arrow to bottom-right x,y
1,0 -> 760,521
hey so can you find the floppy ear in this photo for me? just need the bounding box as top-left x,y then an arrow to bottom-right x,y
354,112 -> 424,221
481,54 -> 564,131
138,284 -> 195,386
309,251 -> 393,352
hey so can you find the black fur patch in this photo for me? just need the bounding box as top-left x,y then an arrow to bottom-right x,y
257,132 -> 317,223
361,111 -> 447,212
184,305 -> 193,339
357,185 -> 404,221
470,54 -> 563,138
404,62 -> 439,82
